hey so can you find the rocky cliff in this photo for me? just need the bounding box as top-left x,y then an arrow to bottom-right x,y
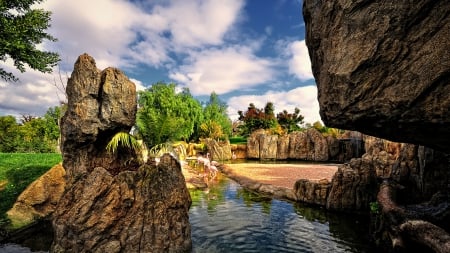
303,0 -> 450,153
303,1 -> 450,251
246,128 -> 363,162
52,54 -> 192,252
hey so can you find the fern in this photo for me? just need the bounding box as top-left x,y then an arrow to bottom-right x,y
106,132 -> 142,154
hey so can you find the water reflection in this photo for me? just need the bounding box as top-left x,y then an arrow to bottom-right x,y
190,177 -> 376,253
2,175 -> 376,253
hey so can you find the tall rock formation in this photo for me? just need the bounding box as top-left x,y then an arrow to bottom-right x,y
303,1 -> 450,251
52,54 -> 192,252
303,0 -> 450,153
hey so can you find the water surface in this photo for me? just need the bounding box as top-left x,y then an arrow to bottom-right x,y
190,177 -> 375,253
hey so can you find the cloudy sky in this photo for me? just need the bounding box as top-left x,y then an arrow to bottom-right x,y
0,0 -> 321,124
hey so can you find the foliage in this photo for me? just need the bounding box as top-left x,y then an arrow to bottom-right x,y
0,153 -> 61,220
136,82 -> 203,148
276,107 -> 304,133
0,116 -> 20,152
147,141 -> 187,161
237,102 -> 304,136
199,92 -> 232,140
311,121 -> 344,137
106,132 -> 143,154
237,102 -> 279,136
199,120 -> 224,141
0,0 -> 60,82
229,136 -> 247,144
0,107 -> 61,153
370,201 -> 380,214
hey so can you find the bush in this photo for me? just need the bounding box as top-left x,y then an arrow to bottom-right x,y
229,136 -> 247,144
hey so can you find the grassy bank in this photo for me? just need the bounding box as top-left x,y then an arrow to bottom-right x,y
0,153 -> 62,222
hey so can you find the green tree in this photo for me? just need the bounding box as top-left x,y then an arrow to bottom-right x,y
0,0 -> 59,82
237,102 -> 278,136
277,107 -> 304,133
200,92 -> 232,140
0,116 -> 20,152
136,82 -> 203,147
17,116 -> 59,152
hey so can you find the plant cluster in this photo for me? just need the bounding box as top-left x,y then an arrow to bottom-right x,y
136,82 -> 232,148
0,106 -> 61,153
237,102 -> 304,136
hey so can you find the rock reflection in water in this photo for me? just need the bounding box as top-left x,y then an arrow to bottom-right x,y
190,177 -> 376,253
2,176 -> 377,253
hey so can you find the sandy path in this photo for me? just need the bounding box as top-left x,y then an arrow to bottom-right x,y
222,163 -> 339,189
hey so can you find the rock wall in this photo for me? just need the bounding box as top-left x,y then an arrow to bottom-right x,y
327,135 -> 450,211
246,128 -> 363,162
294,179 -> 330,206
52,54 -> 192,252
204,138 -> 232,161
303,0 -> 450,153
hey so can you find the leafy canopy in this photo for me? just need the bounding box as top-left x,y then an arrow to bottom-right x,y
237,102 -> 305,136
0,106 -> 61,152
0,0 -> 60,81
136,82 -> 203,147
199,92 -> 232,140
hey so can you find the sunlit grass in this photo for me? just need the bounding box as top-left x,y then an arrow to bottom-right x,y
0,153 -> 62,222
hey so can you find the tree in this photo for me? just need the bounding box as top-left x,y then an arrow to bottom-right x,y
0,0 -> 60,82
0,116 -> 20,152
200,92 -> 232,140
277,107 -> 304,133
237,102 -> 278,136
136,82 -> 203,147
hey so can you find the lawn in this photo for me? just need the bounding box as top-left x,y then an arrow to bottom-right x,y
0,153 -> 62,222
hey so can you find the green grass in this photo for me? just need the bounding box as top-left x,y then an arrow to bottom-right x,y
229,136 -> 247,144
0,153 -> 62,223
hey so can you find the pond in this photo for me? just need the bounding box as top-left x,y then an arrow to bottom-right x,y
190,177 -> 376,253
1,176 -> 377,253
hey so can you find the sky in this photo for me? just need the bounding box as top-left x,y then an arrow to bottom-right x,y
0,0 -> 321,124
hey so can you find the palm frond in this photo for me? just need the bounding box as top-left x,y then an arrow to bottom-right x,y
106,132 -> 142,154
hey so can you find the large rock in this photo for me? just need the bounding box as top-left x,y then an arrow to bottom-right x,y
204,138 -> 232,161
303,0 -> 450,152
52,155 -> 192,253
52,54 -> 192,252
326,155 -> 378,211
7,164 -> 66,228
289,129 -> 328,161
60,53 -> 138,181
294,179 -> 331,206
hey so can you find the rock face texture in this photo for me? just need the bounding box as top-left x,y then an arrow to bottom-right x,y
7,164 -> 66,228
294,179 -> 331,206
303,0 -> 450,152
204,138 -> 232,161
52,54 -> 192,252
246,128 -> 363,162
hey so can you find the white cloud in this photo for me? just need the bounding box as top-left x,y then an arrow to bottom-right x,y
288,40 -> 314,81
227,85 -> 321,124
129,78 -> 146,92
154,0 -> 244,48
0,60 -> 62,117
169,45 -> 275,96
1,0 -> 245,117
40,0 -> 244,70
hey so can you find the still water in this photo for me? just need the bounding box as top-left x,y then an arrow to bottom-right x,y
190,177 -> 375,253
1,177 -> 375,253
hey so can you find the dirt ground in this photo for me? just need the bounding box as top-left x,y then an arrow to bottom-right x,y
219,163 -> 338,189
182,162 -> 339,189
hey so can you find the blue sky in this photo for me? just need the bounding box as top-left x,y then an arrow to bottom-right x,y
0,0 -> 321,124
